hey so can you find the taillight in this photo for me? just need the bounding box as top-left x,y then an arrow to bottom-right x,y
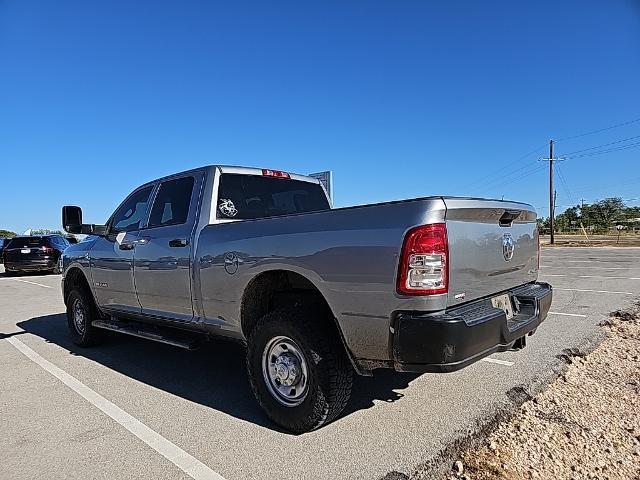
41,246 -> 55,254
537,232 -> 541,271
262,169 -> 290,179
397,223 -> 448,295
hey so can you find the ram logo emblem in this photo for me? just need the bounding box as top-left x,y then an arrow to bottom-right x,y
502,234 -> 515,262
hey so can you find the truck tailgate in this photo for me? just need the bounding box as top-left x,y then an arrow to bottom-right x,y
444,198 -> 539,308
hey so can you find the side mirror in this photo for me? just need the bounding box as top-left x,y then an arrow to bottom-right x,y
62,206 -> 83,234
62,206 -> 108,236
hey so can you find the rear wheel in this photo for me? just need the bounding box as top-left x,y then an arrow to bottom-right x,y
66,288 -> 103,347
246,305 -> 353,433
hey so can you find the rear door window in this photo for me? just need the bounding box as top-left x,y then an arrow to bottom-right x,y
148,176 -> 195,228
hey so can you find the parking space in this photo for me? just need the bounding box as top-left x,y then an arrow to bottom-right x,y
1,248 -> 638,480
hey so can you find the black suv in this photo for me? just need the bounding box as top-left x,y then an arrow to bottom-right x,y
3,235 -> 69,274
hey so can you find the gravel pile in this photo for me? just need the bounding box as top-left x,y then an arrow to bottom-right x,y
445,302 -> 640,480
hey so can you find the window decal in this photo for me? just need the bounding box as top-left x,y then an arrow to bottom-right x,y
218,198 -> 238,218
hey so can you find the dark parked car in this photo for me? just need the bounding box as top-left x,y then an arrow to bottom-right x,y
3,235 -> 69,274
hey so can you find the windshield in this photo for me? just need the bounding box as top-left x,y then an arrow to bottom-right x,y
217,174 -> 330,220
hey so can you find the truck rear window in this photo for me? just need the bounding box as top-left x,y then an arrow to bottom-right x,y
217,174 -> 330,220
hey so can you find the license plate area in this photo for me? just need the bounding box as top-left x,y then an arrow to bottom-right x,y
21,249 -> 30,254
491,293 -> 514,320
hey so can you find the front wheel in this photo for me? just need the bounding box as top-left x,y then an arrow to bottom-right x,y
246,305 -> 353,433
66,288 -> 103,347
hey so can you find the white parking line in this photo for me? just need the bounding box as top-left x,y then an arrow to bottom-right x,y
563,260 -> 613,263
5,335 -> 226,480
541,266 -> 640,270
541,274 -> 640,280
13,279 -> 53,289
548,311 -> 588,318
556,288 -> 635,295
481,357 -> 514,366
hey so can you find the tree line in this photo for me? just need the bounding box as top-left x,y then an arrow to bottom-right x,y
538,197 -> 640,234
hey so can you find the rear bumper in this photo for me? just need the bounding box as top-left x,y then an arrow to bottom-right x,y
392,282 -> 552,373
4,258 -> 57,272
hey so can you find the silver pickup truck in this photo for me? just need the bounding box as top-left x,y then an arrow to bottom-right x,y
61,165 -> 552,433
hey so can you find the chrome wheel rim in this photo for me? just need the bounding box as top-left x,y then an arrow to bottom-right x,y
72,298 -> 86,335
262,336 -> 309,407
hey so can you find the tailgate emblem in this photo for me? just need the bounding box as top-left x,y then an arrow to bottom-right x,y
502,234 -> 515,261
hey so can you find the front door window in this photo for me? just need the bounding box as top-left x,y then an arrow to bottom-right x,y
111,185 -> 154,233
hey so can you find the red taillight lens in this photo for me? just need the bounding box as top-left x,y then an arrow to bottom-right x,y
262,169 -> 290,179
41,246 -> 55,254
537,232 -> 541,271
397,223 -> 448,295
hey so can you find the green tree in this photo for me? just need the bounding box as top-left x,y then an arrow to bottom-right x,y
0,229 -> 17,238
552,197 -> 638,234
536,217 -> 550,234
589,197 -> 625,232
555,205 -> 580,232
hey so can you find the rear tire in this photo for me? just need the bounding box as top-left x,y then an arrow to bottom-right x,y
246,305 -> 353,433
66,288 -> 103,347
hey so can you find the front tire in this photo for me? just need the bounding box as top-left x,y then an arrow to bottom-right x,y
246,305 -> 353,433
66,288 -> 103,347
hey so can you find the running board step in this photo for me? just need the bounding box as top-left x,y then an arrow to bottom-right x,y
92,320 -> 200,350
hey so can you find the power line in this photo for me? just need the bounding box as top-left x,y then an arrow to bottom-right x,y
468,158 -> 546,194
559,134 -> 640,157
555,163 -> 576,205
462,143 -> 548,191
565,176 -> 640,196
463,115 -> 640,199
565,141 -> 640,159
473,163 -> 547,196
471,163 -> 547,194
555,115 -> 640,142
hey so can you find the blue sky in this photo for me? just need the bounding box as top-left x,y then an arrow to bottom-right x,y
1,0 -> 639,233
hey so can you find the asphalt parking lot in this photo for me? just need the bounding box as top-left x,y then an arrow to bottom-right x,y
1,247 -> 639,480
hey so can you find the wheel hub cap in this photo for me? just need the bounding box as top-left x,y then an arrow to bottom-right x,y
274,354 -> 300,386
72,299 -> 86,334
262,336 -> 309,407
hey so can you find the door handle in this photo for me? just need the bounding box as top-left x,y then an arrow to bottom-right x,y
118,237 -> 149,250
169,238 -> 189,248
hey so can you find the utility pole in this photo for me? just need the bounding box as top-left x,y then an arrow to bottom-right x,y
548,139 -> 555,244
541,140 -> 564,244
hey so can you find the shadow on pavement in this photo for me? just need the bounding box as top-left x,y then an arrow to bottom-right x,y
17,313 -> 421,433
1,271 -> 60,278
0,331 -> 27,340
